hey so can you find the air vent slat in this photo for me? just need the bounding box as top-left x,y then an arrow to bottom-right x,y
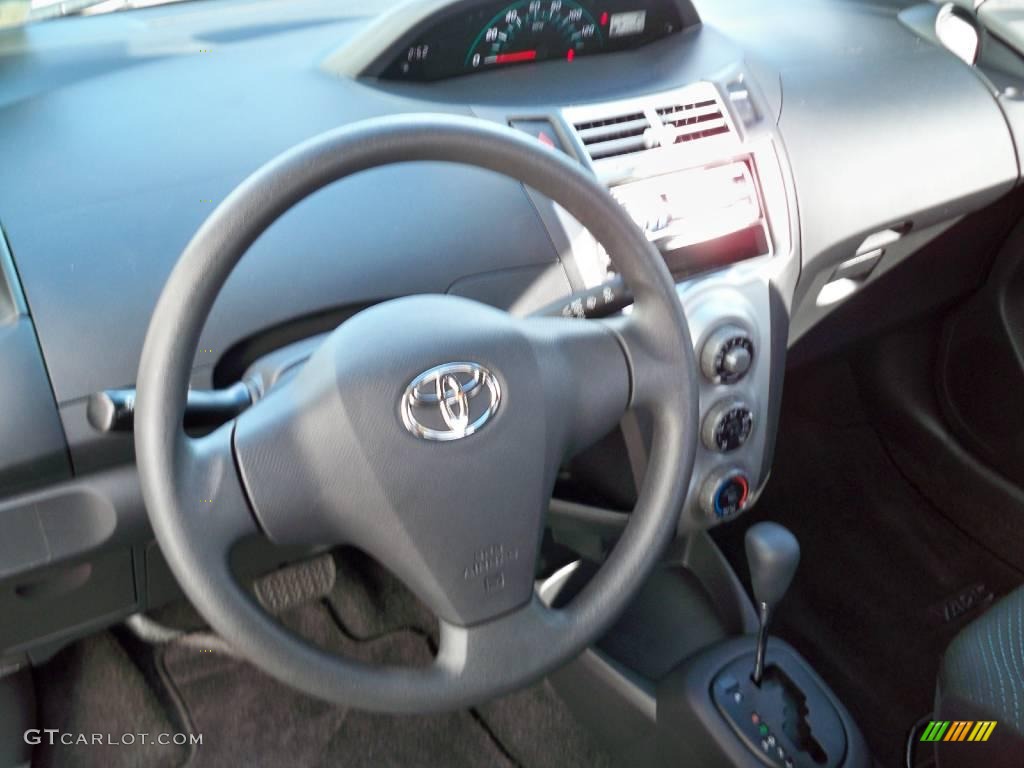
576,116 -> 650,142
667,117 -> 729,142
658,111 -> 723,129
573,111 -> 645,131
587,134 -> 652,160
655,98 -> 730,146
656,102 -> 721,122
572,110 -> 652,161
682,125 -> 730,142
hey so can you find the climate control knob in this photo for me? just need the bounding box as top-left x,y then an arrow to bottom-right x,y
701,325 -> 754,384
702,399 -> 754,452
701,470 -> 751,520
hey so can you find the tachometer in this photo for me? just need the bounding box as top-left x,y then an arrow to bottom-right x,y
465,0 -> 604,70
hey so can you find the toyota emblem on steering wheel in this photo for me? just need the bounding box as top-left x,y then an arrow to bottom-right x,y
401,362 -> 502,441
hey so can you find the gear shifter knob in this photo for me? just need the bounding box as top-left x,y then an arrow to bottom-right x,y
745,522 -> 800,685
745,522 -> 800,609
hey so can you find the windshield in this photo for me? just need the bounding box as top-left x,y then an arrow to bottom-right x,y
1,0 -> 191,28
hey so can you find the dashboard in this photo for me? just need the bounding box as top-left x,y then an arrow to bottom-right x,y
0,0 -> 1022,669
378,0 -> 684,81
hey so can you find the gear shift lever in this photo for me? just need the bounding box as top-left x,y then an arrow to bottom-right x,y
745,522 -> 800,686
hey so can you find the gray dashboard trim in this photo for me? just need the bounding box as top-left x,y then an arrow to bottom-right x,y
0,321 -> 72,496
0,225 -> 70,496
758,282 -> 787,483
779,21 -> 1017,327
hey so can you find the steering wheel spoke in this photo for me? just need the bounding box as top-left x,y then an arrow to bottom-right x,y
179,423 -> 261,552
608,303 -> 692,409
435,596 -> 577,690
520,315 -> 632,459
132,420 -> 261,609
231,372 -> 358,551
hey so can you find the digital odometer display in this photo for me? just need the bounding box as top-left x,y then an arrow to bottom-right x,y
379,0 -> 683,82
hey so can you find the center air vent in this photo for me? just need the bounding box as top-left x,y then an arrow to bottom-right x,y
564,83 -> 737,167
572,111 -> 652,160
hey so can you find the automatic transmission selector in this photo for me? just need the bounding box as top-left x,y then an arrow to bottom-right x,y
700,525 -> 847,768
745,522 -> 801,686
701,324 -> 754,384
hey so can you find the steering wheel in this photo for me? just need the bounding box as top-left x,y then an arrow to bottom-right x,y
135,114 -> 698,713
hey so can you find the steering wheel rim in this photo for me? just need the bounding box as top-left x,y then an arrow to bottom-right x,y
135,113 -> 698,712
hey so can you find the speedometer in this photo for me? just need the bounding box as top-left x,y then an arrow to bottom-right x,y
377,0 -> 685,82
465,0 -> 604,71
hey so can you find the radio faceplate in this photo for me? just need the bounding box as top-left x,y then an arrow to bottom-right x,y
611,162 -> 761,248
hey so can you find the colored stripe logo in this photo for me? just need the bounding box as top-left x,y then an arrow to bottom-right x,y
920,721 -> 997,742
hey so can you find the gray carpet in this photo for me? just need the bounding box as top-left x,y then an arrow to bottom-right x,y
159,604 -> 514,768
33,632 -> 187,768
33,548 -> 614,767
475,683 -> 614,768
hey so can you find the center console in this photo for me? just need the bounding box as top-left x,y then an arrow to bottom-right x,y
521,76 -> 869,766
494,75 -> 797,534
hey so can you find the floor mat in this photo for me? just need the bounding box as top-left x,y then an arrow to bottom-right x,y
30,545 -> 614,768
33,632 -> 187,768
155,551 -> 615,768
476,682 -> 615,768
713,361 -> 1024,767
159,603 -> 513,768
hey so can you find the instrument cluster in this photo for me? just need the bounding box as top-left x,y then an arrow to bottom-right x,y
379,0 -> 684,82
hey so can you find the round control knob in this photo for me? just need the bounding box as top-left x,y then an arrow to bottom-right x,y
701,325 -> 754,384
701,470 -> 751,520
702,399 -> 754,452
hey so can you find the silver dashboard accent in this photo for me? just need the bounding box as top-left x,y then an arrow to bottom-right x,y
552,79 -> 796,530
401,362 -> 501,441
675,279 -> 771,530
